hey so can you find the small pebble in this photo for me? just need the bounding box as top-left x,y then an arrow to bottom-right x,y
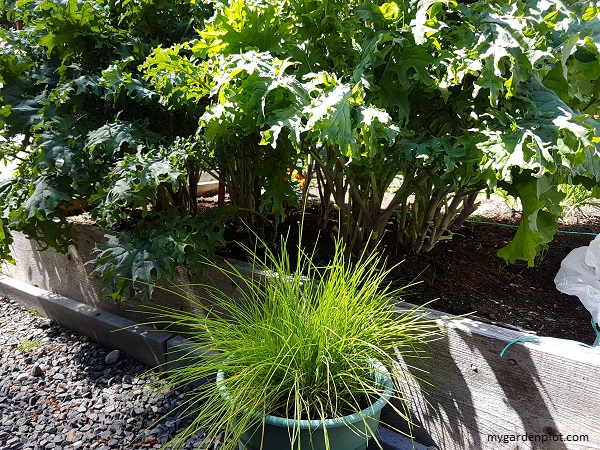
104,350 -> 121,365
15,373 -> 30,383
0,298 -> 211,449
29,364 -> 44,377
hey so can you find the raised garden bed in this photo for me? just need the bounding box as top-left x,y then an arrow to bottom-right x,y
2,197 -> 600,450
216,195 -> 600,344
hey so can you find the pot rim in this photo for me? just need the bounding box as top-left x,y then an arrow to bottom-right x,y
216,358 -> 393,430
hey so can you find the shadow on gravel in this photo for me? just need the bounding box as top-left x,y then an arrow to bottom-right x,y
0,304 -> 210,450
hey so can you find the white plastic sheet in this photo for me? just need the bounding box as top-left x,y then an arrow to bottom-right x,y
554,234 -> 600,346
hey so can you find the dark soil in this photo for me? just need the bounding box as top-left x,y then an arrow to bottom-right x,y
391,216 -> 598,344
217,197 -> 600,345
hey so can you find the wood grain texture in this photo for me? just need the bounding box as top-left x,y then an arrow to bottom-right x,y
384,305 -> 600,450
1,224 -> 254,323
5,227 -> 599,449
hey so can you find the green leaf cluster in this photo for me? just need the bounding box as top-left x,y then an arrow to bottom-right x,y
0,0 -> 224,296
141,0 -> 600,263
91,207 -> 235,301
1,0 -> 600,295
90,141 -> 188,229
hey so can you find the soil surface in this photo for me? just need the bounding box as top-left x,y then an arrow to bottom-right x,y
215,195 -> 600,345
390,200 -> 600,345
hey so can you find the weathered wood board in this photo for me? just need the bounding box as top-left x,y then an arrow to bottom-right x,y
1,224 -> 250,323
4,226 -> 600,449
385,305 -> 600,450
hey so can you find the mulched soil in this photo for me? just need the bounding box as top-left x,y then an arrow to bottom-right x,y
217,197 -> 600,345
391,215 -> 599,344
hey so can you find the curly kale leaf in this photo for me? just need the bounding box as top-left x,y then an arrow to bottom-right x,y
90,207 -> 236,301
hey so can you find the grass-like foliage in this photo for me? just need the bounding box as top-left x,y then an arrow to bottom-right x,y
139,231 -> 439,449
16,339 -> 41,351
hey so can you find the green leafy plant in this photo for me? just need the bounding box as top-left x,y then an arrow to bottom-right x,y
301,0 -> 600,260
89,137 -> 205,229
559,183 -> 600,219
90,207 -> 236,301
16,339 -> 40,351
0,0 -> 229,298
141,0 -> 600,263
137,229 -> 439,449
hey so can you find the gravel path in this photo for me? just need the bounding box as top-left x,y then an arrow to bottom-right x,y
0,297 -> 217,450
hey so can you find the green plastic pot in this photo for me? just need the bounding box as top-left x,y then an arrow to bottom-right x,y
216,361 -> 393,450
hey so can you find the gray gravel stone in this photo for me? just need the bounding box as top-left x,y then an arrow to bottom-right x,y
30,364 -> 44,377
104,350 -> 121,365
0,297 -> 214,450
15,372 -> 30,383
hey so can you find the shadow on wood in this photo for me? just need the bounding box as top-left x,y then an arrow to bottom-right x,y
384,307 -> 600,450
4,225 -> 600,450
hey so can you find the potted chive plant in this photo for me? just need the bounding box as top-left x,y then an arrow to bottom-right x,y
140,229 -> 439,450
